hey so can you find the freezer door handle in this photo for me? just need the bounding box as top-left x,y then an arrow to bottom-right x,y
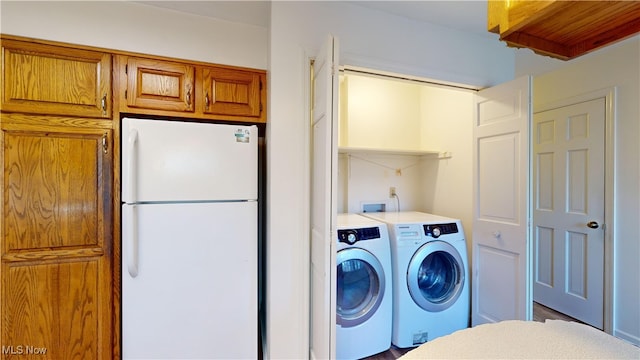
125,205 -> 139,277
126,129 -> 139,204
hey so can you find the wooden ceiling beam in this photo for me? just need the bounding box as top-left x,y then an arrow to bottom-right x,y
487,0 -> 640,60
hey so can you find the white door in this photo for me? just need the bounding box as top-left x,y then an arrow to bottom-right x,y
533,98 -> 605,328
472,76 -> 532,326
122,201 -> 257,359
310,35 -> 339,360
122,117 -> 258,202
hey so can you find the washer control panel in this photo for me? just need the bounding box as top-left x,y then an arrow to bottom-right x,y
337,227 -> 380,244
395,224 -> 424,246
423,223 -> 459,238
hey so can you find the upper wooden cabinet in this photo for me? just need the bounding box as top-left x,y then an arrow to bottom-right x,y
118,55 -> 266,123
202,65 -> 262,118
1,38 -> 112,118
488,1 -> 640,60
124,57 -> 195,113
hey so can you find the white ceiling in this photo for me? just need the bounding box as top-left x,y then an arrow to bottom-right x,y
134,1 -> 489,37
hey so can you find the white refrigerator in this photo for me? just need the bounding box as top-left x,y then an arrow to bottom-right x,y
121,117 -> 258,359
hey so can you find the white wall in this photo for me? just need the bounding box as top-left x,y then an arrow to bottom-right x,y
516,36 -> 640,345
0,1 -> 267,69
419,86 -> 475,244
269,2 -> 514,358
339,153 -> 426,213
341,74 -> 423,151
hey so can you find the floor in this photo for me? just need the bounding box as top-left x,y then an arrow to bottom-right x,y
361,302 -> 580,360
532,301 -> 583,323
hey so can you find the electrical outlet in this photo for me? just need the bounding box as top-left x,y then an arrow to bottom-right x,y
389,187 -> 396,198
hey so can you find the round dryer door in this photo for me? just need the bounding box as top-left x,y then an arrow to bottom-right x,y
406,241 -> 465,312
336,248 -> 386,328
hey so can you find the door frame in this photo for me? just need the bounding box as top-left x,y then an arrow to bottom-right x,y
533,87 -> 615,334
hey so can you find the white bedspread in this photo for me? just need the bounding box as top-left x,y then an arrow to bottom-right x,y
399,320 -> 639,359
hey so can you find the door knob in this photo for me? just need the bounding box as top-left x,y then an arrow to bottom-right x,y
587,221 -> 600,229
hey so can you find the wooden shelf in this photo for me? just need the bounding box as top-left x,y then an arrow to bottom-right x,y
488,1 -> 640,60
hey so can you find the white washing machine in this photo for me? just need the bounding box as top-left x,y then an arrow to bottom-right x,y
336,213 -> 392,359
361,211 -> 469,348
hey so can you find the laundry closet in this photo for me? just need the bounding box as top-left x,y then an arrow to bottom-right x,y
337,69 -> 476,239
334,69 -> 478,357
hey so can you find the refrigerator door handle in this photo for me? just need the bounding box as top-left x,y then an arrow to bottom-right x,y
126,204 -> 139,278
126,128 -> 139,278
126,129 -> 139,204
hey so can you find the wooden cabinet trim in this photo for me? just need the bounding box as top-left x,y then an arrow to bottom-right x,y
2,247 -> 106,263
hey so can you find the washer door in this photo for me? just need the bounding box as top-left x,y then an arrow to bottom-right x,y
407,241 -> 465,312
336,248 -> 386,327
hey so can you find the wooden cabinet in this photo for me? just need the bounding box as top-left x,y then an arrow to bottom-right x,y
201,65 -> 262,118
1,116 -> 114,359
488,0 -> 640,60
1,39 -> 112,118
118,55 -> 266,123
0,34 -> 268,360
124,56 -> 195,112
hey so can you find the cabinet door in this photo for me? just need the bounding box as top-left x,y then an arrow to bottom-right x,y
202,66 -> 263,119
1,122 -> 113,359
1,39 -> 111,118
125,57 -> 195,112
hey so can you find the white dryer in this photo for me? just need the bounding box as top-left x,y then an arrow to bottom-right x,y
361,211 -> 469,348
336,214 -> 393,359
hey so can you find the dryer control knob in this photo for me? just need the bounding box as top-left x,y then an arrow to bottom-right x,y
347,232 -> 357,244
432,227 -> 441,238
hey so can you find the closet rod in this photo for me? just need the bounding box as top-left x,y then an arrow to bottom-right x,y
340,67 -> 480,92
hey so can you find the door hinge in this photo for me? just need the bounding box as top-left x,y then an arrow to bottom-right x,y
102,133 -> 109,154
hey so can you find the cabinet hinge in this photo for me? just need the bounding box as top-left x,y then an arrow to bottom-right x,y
125,64 -> 128,75
259,79 -> 263,91
125,89 -> 127,99
102,133 -> 109,154
260,103 -> 263,112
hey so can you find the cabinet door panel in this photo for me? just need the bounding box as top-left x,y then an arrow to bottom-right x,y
126,57 -> 195,112
1,39 -> 111,118
1,123 -> 113,359
3,129 -> 108,252
202,66 -> 261,118
3,260 -> 102,358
